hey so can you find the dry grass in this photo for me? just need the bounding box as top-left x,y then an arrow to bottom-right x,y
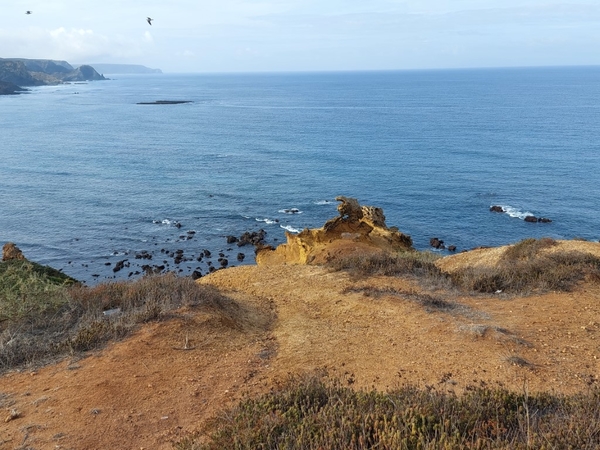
449,248 -> 600,294
329,239 -> 600,296
0,267 -> 231,373
328,251 -> 450,291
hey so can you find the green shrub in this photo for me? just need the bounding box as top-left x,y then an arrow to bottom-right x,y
0,260 -> 74,323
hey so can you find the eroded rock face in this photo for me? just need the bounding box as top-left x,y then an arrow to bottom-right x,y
2,242 -> 26,261
256,196 -> 413,266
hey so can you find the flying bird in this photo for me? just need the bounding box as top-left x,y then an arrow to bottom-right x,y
147,17 -> 153,25
26,11 -> 32,14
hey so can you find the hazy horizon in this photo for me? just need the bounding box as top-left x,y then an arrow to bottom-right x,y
2,1 -> 600,74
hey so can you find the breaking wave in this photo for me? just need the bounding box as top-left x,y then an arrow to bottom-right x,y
281,225 -> 300,233
494,205 -> 534,220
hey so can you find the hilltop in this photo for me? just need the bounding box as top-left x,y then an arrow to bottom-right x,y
1,198 -> 599,448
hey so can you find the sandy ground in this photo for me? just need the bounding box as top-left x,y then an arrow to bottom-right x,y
1,248 -> 600,449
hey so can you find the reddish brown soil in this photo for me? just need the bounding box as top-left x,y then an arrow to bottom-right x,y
2,252 -> 600,449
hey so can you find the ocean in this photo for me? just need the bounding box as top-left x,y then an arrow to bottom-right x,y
1,67 -> 599,284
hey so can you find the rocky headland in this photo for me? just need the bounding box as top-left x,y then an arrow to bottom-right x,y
0,58 -> 106,94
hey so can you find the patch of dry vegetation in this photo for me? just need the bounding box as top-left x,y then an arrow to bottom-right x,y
449,238 -> 600,294
328,251 -> 449,290
329,239 -> 600,296
178,374 -> 600,450
0,265 -> 229,372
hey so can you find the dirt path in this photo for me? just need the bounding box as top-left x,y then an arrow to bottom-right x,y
1,264 -> 599,449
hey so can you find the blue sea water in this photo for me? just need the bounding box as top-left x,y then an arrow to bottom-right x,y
1,67 -> 599,284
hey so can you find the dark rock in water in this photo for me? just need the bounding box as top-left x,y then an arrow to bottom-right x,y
209,266 -> 216,273
238,229 -> 267,247
524,216 -> 538,223
429,237 -> 445,250
538,217 -> 552,223
447,245 -> 457,252
137,100 -> 193,105
142,264 -> 164,275
192,270 -> 202,280
196,255 -> 203,262
113,259 -> 128,273
203,249 -> 211,258
219,258 -> 228,268
226,235 -> 239,244
237,252 -> 245,262
135,250 -> 152,260
490,205 -> 504,213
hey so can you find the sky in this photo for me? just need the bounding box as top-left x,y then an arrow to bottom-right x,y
1,1 -> 600,73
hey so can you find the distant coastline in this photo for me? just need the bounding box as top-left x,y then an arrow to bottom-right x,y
83,63 -> 162,75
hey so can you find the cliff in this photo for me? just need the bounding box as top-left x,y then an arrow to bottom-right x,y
0,58 -> 106,94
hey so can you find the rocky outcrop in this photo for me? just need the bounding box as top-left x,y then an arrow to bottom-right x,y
0,81 -> 27,95
256,196 -> 413,266
2,242 -> 26,261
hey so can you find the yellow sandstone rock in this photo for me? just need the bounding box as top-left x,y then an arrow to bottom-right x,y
256,196 -> 413,266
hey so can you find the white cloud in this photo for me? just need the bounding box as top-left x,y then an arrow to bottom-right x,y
0,26 -> 154,62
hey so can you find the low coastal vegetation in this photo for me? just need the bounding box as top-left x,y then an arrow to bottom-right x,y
450,238 -> 600,294
179,374 -> 600,449
329,238 -> 600,295
0,259 -> 226,372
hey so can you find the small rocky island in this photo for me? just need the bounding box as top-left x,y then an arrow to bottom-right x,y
0,58 -> 106,95
137,100 -> 193,105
